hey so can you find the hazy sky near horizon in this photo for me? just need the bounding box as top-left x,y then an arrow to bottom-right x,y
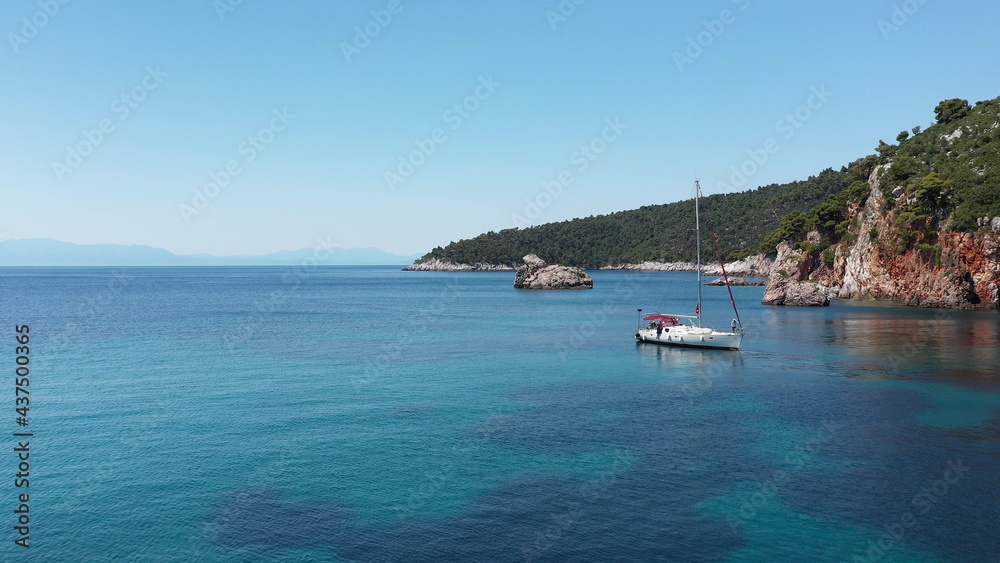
3,0 -> 1000,256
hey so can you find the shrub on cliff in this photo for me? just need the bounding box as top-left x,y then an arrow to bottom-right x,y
934,98 -> 971,124
878,97 -> 1000,232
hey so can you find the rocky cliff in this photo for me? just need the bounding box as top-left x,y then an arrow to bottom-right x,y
761,241 -> 832,306
836,173 -> 999,308
763,166 -> 1000,309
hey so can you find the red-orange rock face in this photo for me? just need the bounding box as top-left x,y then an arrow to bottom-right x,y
766,166 -> 999,310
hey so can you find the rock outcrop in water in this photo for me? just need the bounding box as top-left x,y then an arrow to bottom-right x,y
705,277 -> 764,286
761,242 -> 831,306
513,254 -> 593,290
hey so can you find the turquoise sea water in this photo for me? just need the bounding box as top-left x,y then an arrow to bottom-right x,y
1,266 -> 998,562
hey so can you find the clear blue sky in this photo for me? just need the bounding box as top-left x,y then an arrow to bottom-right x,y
3,0 -> 1000,256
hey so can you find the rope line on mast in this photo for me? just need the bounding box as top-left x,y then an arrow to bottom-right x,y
701,192 -> 744,329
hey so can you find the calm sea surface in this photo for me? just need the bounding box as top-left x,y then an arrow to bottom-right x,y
1,266 -> 998,562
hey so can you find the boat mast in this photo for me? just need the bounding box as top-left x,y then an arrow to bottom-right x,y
695,180 -> 702,327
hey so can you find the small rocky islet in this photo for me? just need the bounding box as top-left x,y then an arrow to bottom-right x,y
513,254 -> 593,290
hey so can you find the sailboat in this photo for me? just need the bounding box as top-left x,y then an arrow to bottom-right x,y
635,180 -> 745,350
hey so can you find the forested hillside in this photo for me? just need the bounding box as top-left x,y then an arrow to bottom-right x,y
876,97 -> 1000,231
757,96 -> 1000,310
414,96 -> 999,269
759,96 -> 1000,257
418,162 -> 871,268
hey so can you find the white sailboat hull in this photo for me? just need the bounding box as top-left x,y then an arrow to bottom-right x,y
635,326 -> 742,350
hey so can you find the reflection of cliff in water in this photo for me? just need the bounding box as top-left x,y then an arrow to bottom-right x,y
834,310 -> 1000,381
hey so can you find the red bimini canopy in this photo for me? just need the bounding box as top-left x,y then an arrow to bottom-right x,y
643,314 -> 678,323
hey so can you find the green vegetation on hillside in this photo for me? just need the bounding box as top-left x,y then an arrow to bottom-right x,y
879,97 -> 1000,232
418,96 -> 1000,268
421,164 -> 869,268
757,178 -> 873,259
758,96 -> 1000,254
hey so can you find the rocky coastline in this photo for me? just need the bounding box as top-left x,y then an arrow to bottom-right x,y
706,277 -> 765,286
601,254 -> 773,278
404,168 -> 998,309
761,241 -> 832,306
404,255 -> 772,276
402,258 -> 515,271
760,166 -> 1000,309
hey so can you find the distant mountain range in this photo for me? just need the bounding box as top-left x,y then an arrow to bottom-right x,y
0,238 -> 422,266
